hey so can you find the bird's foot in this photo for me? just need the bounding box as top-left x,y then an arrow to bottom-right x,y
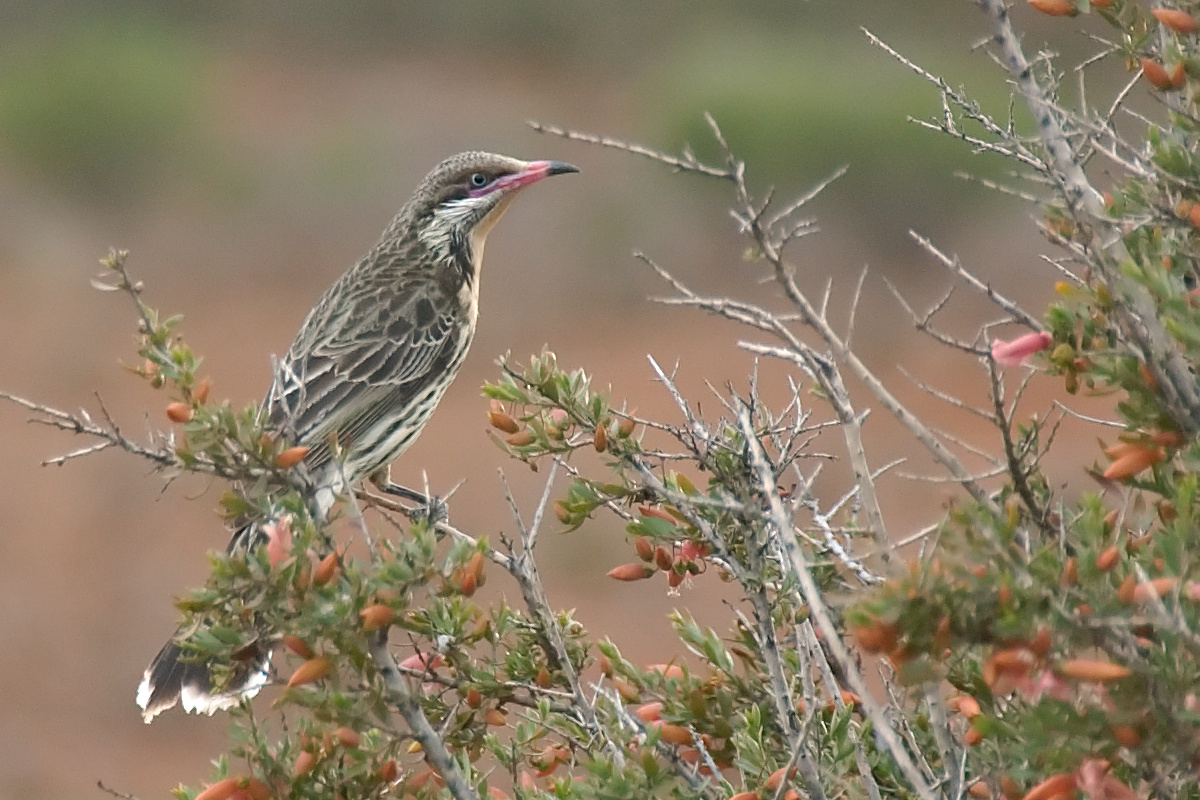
375,480 -> 448,524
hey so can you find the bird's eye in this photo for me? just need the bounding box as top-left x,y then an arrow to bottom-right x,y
469,172 -> 490,189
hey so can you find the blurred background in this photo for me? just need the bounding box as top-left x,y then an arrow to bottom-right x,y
0,1 -> 1135,797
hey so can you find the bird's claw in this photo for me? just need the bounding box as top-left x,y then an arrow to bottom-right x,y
411,495 -> 449,525
375,480 -> 448,524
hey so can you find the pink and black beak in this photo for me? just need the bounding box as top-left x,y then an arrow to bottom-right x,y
493,160 -> 579,193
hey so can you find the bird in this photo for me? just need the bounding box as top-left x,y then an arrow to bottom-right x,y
137,151 -> 578,722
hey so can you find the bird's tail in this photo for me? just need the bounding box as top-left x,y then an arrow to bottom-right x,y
137,519 -> 275,723
136,636 -> 271,723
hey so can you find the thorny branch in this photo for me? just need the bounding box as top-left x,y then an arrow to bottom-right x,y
733,403 -> 940,800
368,631 -> 481,800
497,461 -> 627,769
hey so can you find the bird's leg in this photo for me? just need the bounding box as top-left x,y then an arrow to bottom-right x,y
370,466 -> 448,523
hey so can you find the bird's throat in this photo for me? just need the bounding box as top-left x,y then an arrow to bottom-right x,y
469,191 -> 520,266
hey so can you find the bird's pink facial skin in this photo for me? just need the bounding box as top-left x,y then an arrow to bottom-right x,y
470,161 -> 553,197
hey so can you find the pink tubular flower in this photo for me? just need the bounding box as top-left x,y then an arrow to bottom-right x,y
679,540 -> 707,563
1076,758 -> 1139,800
398,652 -> 444,672
1017,669 -> 1073,703
991,330 -> 1053,366
263,516 -> 293,568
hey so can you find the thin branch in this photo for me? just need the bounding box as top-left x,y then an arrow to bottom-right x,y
96,781 -> 141,800
908,231 -> 1042,331
735,403 -> 940,800
368,630 -> 480,800
528,121 -> 733,179
501,462 -> 626,768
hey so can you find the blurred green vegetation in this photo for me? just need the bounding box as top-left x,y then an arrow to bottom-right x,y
648,26 -> 1030,242
0,0 -> 1085,227
0,15 -> 208,201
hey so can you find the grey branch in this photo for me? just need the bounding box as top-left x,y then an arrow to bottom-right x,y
977,0 -> 1200,433
735,403 -> 942,800
499,462 -> 626,768
528,120 -> 733,179
367,630 -> 480,800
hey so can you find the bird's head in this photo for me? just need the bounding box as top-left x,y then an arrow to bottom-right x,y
403,151 -> 578,268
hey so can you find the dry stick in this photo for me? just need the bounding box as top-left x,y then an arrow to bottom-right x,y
798,622 -> 883,800
499,461 -> 626,769
739,523 -> 829,800
647,354 -> 712,452
625,452 -> 829,796
697,114 -> 991,519
96,780 -> 141,800
0,389 -> 192,472
367,630 -> 480,800
975,1 -> 1200,433
908,231 -> 1042,331
642,245 -> 898,552
393,663 -> 574,711
802,498 -> 883,586
359,489 -> 513,571
734,404 -> 941,800
894,364 -> 997,425
884,281 -> 986,358
527,120 -> 734,179
767,165 -> 850,231
861,30 -> 1048,173
923,683 -> 962,800
986,361 -> 1051,538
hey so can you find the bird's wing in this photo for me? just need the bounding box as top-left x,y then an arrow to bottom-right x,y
266,271 -> 465,473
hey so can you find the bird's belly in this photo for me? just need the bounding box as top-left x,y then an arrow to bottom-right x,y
322,323 -> 477,492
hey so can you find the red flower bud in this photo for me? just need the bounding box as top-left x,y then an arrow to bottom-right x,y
1153,8 -> 1198,33
313,552 -> 339,586
287,656 -> 330,687
275,445 -> 310,468
292,750 -> 316,776
282,635 -> 313,659
634,536 -> 654,561
608,563 -> 655,581
194,779 -> 239,800
1028,0 -> 1076,14
192,376 -> 211,404
1095,546 -> 1120,572
1055,658 -> 1130,681
166,402 -> 193,423
359,604 -> 394,631
488,407 -> 520,434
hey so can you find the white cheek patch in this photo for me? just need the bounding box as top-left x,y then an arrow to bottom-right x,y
419,197 -> 480,263
420,191 -> 524,269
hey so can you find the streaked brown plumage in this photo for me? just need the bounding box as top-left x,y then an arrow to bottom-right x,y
137,151 -> 577,721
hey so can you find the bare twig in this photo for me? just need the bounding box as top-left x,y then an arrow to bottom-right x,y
735,403 -> 940,800
367,630 -> 480,800
529,120 -> 733,179
97,781 -> 141,800
907,231 -> 1042,331
500,462 -> 626,768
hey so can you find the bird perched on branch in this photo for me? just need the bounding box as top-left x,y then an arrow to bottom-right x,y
137,151 -> 578,722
